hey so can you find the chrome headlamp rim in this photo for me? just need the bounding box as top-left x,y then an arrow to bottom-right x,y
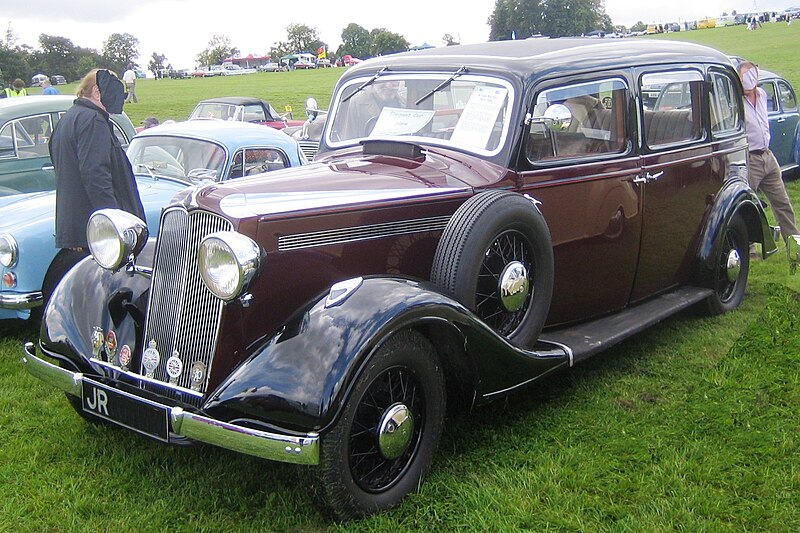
0,233 -> 19,268
87,209 -> 149,270
198,231 -> 261,301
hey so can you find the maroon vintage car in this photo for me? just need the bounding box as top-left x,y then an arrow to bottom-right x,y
24,38 -> 789,519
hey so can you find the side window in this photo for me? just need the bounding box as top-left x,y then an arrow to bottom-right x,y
527,78 -> 628,162
228,148 -> 289,179
0,123 -> 16,158
640,71 -> 704,147
242,104 -> 267,123
709,71 -> 741,135
760,81 -> 778,113
110,120 -> 131,147
777,80 -> 798,113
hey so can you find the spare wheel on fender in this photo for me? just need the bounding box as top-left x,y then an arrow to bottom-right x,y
431,190 -> 554,348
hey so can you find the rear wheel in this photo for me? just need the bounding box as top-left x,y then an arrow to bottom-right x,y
700,214 -> 749,315
317,330 -> 445,519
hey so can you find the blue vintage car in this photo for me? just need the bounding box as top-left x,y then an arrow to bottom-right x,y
0,119 -> 305,321
758,69 -> 799,179
0,95 -> 136,197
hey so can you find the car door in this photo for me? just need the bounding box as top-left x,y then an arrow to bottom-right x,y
763,77 -> 799,170
518,76 -> 643,326
629,68 -> 718,302
0,113 -> 56,196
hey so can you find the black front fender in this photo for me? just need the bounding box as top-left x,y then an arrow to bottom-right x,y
205,277 -> 570,434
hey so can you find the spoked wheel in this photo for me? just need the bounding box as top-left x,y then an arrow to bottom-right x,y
317,330 -> 445,519
476,229 -> 534,336
700,214 -> 749,315
431,191 -> 554,347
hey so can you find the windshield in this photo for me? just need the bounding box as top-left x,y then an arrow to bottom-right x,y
190,103 -> 240,121
127,136 -> 227,182
327,74 -> 514,155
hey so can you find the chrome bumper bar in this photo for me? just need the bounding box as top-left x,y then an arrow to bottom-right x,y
22,342 -> 319,465
0,290 -> 43,309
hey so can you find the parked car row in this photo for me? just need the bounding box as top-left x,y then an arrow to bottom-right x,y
18,38 -> 800,521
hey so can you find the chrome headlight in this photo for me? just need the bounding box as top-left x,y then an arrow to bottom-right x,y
198,231 -> 261,301
87,209 -> 149,270
0,233 -> 18,268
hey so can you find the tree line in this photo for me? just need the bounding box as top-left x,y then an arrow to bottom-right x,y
2,0 -> 615,84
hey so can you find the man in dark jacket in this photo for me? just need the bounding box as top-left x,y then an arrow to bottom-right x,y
46,69 -> 145,296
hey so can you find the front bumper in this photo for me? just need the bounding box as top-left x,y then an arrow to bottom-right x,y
22,342 -> 320,465
0,290 -> 43,310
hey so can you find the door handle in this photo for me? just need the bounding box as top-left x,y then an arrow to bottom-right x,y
42,165 -> 54,171
633,171 -> 663,184
776,117 -> 786,123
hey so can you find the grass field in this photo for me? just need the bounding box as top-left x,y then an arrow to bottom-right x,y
4,23 -> 800,532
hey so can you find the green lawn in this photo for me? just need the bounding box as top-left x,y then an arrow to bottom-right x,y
3,23 -> 800,532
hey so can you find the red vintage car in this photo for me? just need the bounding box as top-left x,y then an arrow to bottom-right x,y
25,38 -> 793,520
188,96 -> 304,130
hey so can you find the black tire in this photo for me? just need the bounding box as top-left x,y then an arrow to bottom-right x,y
317,330 -> 446,519
700,214 -> 749,315
431,191 -> 554,348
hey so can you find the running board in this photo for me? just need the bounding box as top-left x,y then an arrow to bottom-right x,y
539,286 -> 713,365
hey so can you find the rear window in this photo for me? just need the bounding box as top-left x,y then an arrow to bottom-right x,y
640,70 -> 704,147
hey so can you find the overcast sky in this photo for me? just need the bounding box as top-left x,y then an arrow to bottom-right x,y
3,0 -> 793,69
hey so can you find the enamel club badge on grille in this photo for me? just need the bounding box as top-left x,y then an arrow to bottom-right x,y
142,339 -> 160,378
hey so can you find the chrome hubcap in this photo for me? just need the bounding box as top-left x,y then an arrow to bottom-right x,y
377,403 -> 414,460
498,261 -> 530,312
725,249 -> 741,283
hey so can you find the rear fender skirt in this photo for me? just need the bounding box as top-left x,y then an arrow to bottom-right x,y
204,277 -> 570,434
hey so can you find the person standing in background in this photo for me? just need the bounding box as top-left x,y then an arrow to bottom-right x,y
122,65 -> 138,103
2,79 -> 28,97
41,77 -> 59,95
737,60 -> 799,244
47,68 -> 145,296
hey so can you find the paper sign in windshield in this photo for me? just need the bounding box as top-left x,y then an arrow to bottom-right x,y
450,86 -> 508,150
370,107 -> 435,136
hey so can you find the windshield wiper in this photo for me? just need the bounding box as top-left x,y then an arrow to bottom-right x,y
134,163 -> 159,180
341,66 -> 390,103
415,66 -> 468,106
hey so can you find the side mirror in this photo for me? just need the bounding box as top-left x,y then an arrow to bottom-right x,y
542,104 -> 572,131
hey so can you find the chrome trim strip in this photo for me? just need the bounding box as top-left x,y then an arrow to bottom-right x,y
542,339 -> 574,367
89,357 -> 205,399
22,343 -> 320,465
278,215 -> 451,251
219,188 -> 467,218
0,291 -> 43,309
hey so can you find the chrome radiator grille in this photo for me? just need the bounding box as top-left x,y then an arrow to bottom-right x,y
298,140 -> 319,160
140,208 -> 232,403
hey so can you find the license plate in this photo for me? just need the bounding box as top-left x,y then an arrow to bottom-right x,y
81,378 -> 170,442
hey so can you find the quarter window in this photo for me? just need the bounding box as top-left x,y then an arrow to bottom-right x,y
709,71 -> 741,135
0,114 -> 54,158
640,71 -> 704,147
761,81 -> 779,112
777,80 -> 798,113
527,78 -> 628,162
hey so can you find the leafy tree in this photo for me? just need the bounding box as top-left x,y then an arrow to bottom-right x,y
286,23 -> 320,53
197,34 -> 239,66
488,0 -> 612,39
339,23 -> 371,59
369,29 -> 409,57
102,32 -> 139,74
629,20 -> 647,32
443,33 -> 460,46
148,52 -> 168,78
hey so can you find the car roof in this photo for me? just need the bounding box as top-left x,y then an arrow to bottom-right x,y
136,119 -> 296,150
343,38 -> 733,83
0,95 -> 77,118
197,96 -> 267,106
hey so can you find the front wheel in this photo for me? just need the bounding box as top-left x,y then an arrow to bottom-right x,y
316,330 -> 445,519
700,214 -> 749,315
